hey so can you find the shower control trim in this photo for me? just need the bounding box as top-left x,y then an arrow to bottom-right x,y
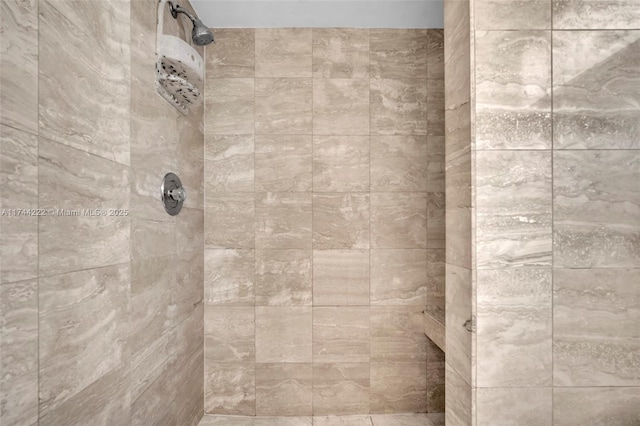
161,172 -> 186,216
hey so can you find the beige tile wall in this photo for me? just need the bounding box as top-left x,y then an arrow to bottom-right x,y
0,0 -> 204,424
204,28 -> 445,416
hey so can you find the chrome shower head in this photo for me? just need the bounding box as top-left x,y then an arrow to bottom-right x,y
169,1 -> 215,46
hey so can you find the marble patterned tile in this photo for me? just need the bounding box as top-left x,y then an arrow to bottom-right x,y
444,363 -> 472,426
255,307 -> 312,362
370,79 -> 428,135
313,193 -> 370,249
205,363 -> 255,415
38,138 -> 130,276
444,105 -> 471,201
131,218 -> 175,261
206,28 -> 255,78
476,0 -> 551,29
370,362 -> 427,414
313,136 -> 370,192
427,136 -> 445,193
427,192 -> 445,249
426,340 -> 445,413
312,250 -> 370,306
0,279 -> 38,426
445,207 -> 472,269
0,0 -> 38,134
427,30 -> 444,80
255,28 -> 312,77
554,268 -> 640,386
313,307 -> 370,363
445,265 -> 472,385
0,125 -> 38,284
553,150 -> 640,268
370,29 -> 428,79
199,416 -> 254,426
255,363 -> 313,416
205,135 -> 254,193
177,207 -> 205,254
255,249 -> 312,306
476,150 -> 552,268
254,417 -> 313,426
255,78 -> 312,134
426,249 -> 446,312
39,264 -> 130,419
313,363 -> 370,415
427,79 -> 445,136
176,107 -> 205,211
443,0 -> 470,109
205,78 -> 255,135
553,31 -> 640,149
255,192 -> 312,249
370,306 -> 427,363
313,415 -> 372,426
174,249 -> 205,328
313,79 -> 369,135
370,413 -> 436,426
475,31 -> 551,150
370,192 -> 427,249
476,387 -> 552,426
205,249 -> 254,306
39,0 -> 130,164
553,0 -> 640,29
370,250 -> 427,306
476,269 -> 553,387
39,364 -> 131,426
255,135 -> 312,192
205,306 -> 255,362
205,192 -> 254,249
312,28 -> 369,78
370,136 -> 427,192
553,387 -> 640,426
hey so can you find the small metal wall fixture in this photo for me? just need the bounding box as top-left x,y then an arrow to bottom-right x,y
161,172 -> 186,215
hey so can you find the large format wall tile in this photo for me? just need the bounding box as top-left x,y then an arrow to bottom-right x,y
312,29 -> 369,79
554,150 -> 640,268
313,193 -> 370,249
312,250 -> 370,306
255,192 -> 312,249
0,0 -> 38,134
476,150 -> 552,268
370,250 -> 427,306
427,192 -> 445,249
445,264 -> 472,385
427,30 -> 444,80
255,249 -> 312,306
313,307 -> 370,363
476,387 -> 552,426
313,79 -> 369,135
255,78 -> 312,134
205,306 -> 255,363
255,307 -> 312,363
370,136 -> 427,191
370,306 -> 427,363
0,279 -> 38,426
205,363 -> 255,415
370,192 -> 427,249
39,0 -> 130,165
476,269 -> 553,387
475,0 -> 551,29
371,79 -> 428,135
444,0 -> 470,109
255,135 -> 312,192
370,29 -> 428,79
370,362 -> 427,413
205,78 -> 255,135
39,264 -> 130,420
427,79 -> 445,136
445,363 -> 472,426
205,135 -> 254,193
313,135 -> 370,192
313,363 -> 370,415
554,268 -> 640,386
0,125 -> 38,284
553,0 -> 640,29
475,31 -> 551,150
553,31 -> 640,149
38,138 -> 130,276
207,28 -> 255,78
205,192 -> 254,249
553,387 -> 640,426
256,363 -> 313,416
255,29 -> 312,78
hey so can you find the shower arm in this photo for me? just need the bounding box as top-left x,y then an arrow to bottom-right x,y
168,1 -> 197,24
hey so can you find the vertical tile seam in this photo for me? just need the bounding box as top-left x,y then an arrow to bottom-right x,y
367,27 -> 373,415
310,27 -> 315,416
253,27 -> 258,416
36,0 -> 41,423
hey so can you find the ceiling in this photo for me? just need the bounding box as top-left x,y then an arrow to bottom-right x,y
190,0 -> 444,29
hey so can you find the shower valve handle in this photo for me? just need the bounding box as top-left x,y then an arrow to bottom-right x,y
168,187 -> 187,203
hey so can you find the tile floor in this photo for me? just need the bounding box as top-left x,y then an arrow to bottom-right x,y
199,413 -> 445,426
